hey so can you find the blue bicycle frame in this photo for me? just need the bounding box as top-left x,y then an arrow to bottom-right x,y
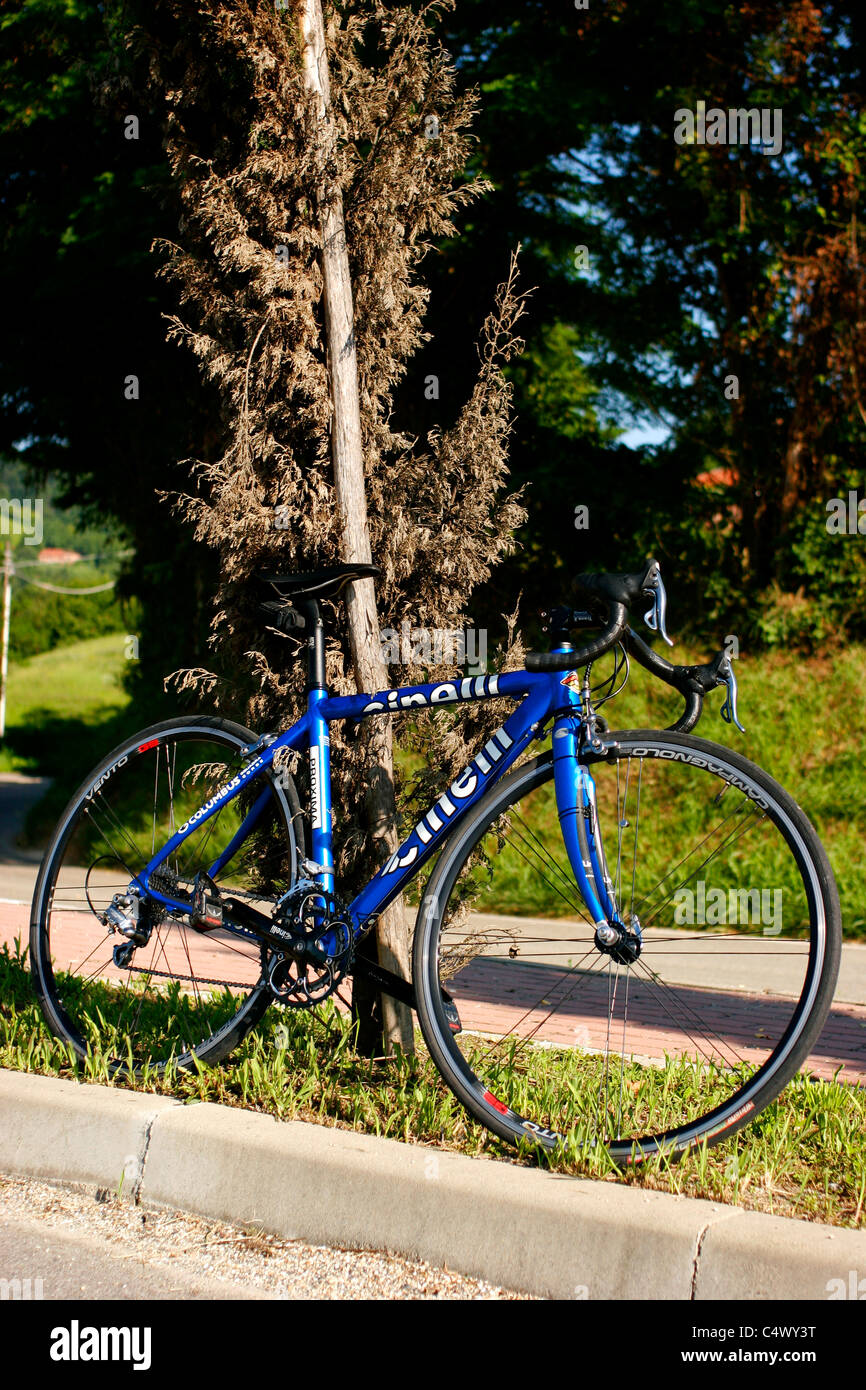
130,668 -> 621,943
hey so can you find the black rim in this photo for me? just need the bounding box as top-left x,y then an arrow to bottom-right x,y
32,724 -> 297,1073
419,734 -> 832,1161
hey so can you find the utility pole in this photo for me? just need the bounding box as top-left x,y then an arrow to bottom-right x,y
298,0 -> 413,1053
0,543 -> 12,741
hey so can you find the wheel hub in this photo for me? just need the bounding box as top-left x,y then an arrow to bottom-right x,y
594,915 -> 642,965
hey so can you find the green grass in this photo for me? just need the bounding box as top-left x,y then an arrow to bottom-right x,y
4,632 -> 129,732
1,937 -> 863,1229
0,633 -> 147,839
0,632 -> 130,771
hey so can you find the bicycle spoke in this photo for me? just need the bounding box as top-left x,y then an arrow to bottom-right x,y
629,957 -> 747,1071
507,817 -> 592,919
628,807 -> 764,930
34,724 -> 297,1076
628,759 -> 643,919
501,832 -> 589,919
473,944 -> 601,1063
423,732 -> 833,1160
88,793 -> 149,876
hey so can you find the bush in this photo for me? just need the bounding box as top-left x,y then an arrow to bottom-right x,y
9,569 -> 127,660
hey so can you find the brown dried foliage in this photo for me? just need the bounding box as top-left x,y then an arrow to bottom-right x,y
131,0 -> 527,889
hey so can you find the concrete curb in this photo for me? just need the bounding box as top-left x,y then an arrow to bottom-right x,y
1,1069 -> 863,1300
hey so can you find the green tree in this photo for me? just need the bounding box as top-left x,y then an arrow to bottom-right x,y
0,0 -> 218,703
427,0 -> 866,639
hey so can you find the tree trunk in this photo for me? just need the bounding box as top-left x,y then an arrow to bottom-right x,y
299,0 -> 413,1055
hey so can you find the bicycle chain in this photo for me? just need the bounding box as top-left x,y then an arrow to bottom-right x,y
121,962 -> 264,991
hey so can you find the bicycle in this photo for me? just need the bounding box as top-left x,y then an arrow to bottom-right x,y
29,559 -> 841,1164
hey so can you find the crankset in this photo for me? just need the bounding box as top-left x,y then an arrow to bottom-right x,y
266,884 -> 354,1009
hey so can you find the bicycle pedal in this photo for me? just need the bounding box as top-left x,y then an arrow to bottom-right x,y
191,871 -> 223,932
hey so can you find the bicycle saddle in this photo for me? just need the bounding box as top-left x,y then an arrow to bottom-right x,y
257,563 -> 381,602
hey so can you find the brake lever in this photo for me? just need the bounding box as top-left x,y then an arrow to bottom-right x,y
642,568 -> 674,647
717,653 -> 745,733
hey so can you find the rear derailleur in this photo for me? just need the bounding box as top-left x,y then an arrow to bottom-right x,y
102,869 -> 178,968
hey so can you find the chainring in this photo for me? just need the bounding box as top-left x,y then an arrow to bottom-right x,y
267,884 -> 354,1010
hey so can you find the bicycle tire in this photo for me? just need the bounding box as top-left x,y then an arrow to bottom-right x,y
31,715 -> 304,1075
413,729 -> 842,1163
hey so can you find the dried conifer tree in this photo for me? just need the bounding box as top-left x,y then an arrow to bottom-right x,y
125,0 -> 527,1052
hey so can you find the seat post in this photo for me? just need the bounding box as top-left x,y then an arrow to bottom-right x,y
295,598 -> 326,693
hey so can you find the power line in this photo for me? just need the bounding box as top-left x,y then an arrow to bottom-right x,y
5,547 -> 130,596
14,573 -> 117,595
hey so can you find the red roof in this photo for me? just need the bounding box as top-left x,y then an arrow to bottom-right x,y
695,467 -> 738,488
37,548 -> 82,565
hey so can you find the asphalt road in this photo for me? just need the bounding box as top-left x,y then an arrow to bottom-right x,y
0,773 -> 49,901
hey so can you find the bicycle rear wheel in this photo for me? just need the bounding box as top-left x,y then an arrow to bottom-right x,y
30,716 -> 303,1075
413,730 -> 841,1163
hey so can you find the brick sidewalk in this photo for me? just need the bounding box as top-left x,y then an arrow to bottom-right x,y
4,900 -> 864,1084
448,957 -> 865,1084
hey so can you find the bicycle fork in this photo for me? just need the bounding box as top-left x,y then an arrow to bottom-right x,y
552,714 -> 643,965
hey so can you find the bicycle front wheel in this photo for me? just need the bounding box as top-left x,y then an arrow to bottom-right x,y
413,730 -> 841,1163
31,716 -> 303,1075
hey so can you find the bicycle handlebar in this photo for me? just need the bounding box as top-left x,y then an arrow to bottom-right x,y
524,558 -> 660,674
624,627 -> 701,732
524,601 -> 630,673
525,559 -> 742,735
